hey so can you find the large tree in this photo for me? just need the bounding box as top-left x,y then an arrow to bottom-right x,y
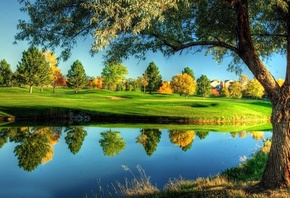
196,74 -> 211,98
16,46 -> 50,93
67,60 -> 87,93
0,59 -> 13,87
15,0 -> 290,189
144,62 -> 162,93
101,62 -> 128,90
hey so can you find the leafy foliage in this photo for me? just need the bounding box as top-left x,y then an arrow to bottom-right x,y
99,130 -> 126,156
67,60 -> 87,93
16,46 -> 50,93
0,59 -> 13,86
196,75 -> 211,97
229,81 -> 242,99
182,67 -> 195,80
101,62 -> 128,90
169,130 -> 195,151
246,78 -> 265,98
158,81 -> 173,94
171,73 -> 196,96
65,127 -> 87,155
136,129 -> 161,156
144,62 -> 162,93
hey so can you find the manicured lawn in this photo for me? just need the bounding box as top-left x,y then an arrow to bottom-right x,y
0,87 -> 272,124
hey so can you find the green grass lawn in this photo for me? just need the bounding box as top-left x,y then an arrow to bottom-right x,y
0,87 -> 272,126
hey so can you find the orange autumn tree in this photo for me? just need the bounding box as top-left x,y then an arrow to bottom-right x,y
158,81 -> 173,94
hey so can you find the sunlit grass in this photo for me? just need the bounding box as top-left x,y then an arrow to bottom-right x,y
0,87 -> 272,123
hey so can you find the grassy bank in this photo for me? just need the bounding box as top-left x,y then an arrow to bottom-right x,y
96,140 -> 289,198
0,87 -> 272,124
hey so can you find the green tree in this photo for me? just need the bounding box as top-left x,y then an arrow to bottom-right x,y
16,0 -> 290,189
101,62 -> 128,90
182,67 -> 195,80
144,62 -> 162,93
196,75 -> 211,98
246,78 -> 265,99
0,59 -> 13,87
171,73 -> 196,97
229,81 -> 243,99
67,60 -> 87,93
99,130 -> 126,156
16,46 -> 50,93
136,129 -> 161,156
195,131 -> 209,140
65,127 -> 87,155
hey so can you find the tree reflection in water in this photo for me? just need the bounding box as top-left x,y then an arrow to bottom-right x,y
169,130 -> 195,151
65,126 -> 87,155
136,129 -> 161,156
99,130 -> 126,156
0,127 -> 267,172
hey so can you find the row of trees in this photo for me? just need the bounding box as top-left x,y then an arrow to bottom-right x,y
0,48 -> 268,99
0,126 -> 265,172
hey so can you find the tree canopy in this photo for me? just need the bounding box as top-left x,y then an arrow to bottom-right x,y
16,46 -> 50,93
67,60 -> 87,93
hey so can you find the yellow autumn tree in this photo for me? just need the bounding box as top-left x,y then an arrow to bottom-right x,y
171,73 -> 196,96
246,78 -> 265,99
44,50 -> 65,93
169,130 -> 195,151
158,81 -> 173,94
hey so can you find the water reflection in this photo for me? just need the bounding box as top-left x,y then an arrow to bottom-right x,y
65,126 -> 87,155
0,126 -> 268,172
136,129 -> 161,156
99,130 -> 126,156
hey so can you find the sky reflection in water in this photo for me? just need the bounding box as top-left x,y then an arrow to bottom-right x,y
0,126 -> 272,198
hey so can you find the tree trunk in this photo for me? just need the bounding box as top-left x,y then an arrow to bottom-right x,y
231,0 -> 290,189
260,87 -> 290,188
29,85 -> 33,93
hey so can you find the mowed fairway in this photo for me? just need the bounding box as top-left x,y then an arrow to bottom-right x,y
0,87 -> 272,122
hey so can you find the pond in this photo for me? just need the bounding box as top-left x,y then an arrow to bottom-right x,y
0,126 -> 272,198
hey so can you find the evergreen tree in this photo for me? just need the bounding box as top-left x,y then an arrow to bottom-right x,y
196,75 -> 211,97
144,62 -> 162,93
182,67 -> 195,80
67,60 -> 87,93
0,59 -> 13,87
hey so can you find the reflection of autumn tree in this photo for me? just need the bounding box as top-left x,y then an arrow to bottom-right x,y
65,127 -> 87,155
42,127 -> 62,164
239,131 -> 248,139
136,129 -> 161,156
12,127 -> 50,172
99,130 -> 126,156
195,131 -> 209,140
250,131 -> 265,140
169,130 -> 195,151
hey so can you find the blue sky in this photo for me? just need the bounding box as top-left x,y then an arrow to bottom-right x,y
0,1 -> 287,81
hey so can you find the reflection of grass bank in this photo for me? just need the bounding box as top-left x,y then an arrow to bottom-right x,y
97,140 -> 289,198
0,87 -> 271,124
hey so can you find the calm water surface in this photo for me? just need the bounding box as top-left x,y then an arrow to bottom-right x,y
0,126 -> 272,198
